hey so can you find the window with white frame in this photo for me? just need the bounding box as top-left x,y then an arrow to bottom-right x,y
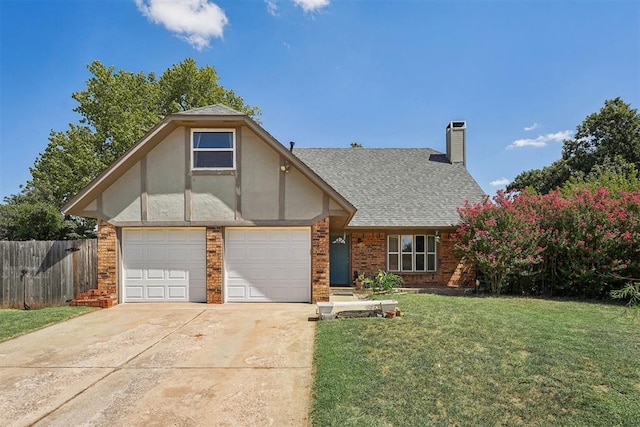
191,129 -> 236,170
388,234 -> 437,272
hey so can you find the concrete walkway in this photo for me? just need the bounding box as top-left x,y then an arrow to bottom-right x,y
0,303 -> 316,427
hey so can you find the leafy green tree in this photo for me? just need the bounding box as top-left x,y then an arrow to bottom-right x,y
508,159 -> 573,194
563,97 -> 640,174
1,58 -> 260,240
509,98 -> 640,193
560,159 -> 640,196
158,58 -> 260,118
0,198 -> 70,240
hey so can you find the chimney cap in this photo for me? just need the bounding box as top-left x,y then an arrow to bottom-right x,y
446,121 -> 466,130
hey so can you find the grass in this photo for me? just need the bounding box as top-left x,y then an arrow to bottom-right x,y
311,294 -> 640,426
0,306 -> 95,342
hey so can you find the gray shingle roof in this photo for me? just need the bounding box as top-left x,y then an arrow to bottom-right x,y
294,148 -> 485,228
175,104 -> 245,116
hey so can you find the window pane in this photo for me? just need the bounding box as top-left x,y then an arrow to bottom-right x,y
194,151 -> 233,168
427,235 -> 436,252
416,235 -> 425,253
427,254 -> 436,271
193,132 -> 234,149
415,254 -> 425,271
388,235 -> 399,253
402,254 -> 412,271
388,254 -> 399,271
401,235 -> 412,253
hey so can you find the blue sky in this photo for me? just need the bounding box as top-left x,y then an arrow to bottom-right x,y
1,0 -> 639,200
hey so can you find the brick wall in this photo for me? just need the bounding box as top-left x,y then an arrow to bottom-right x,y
350,232 -> 386,281
206,227 -> 223,304
311,218 -> 330,302
350,230 -> 475,288
438,232 -> 476,287
96,219 -> 118,298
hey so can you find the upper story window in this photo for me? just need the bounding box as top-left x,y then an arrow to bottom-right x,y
388,234 -> 436,272
191,129 -> 236,170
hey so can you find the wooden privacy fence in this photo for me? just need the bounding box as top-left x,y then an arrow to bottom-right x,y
0,239 -> 97,308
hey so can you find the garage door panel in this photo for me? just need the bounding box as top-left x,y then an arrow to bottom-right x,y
246,230 -> 268,241
226,284 -> 246,300
288,250 -> 309,261
145,247 -> 164,262
146,232 -> 166,242
245,247 -> 267,261
126,229 -> 145,242
125,285 -> 144,299
146,268 -> 165,280
271,286 -> 307,300
146,286 -> 166,299
189,268 -> 206,281
168,286 -> 187,299
248,286 -> 268,299
270,248 -> 290,261
167,269 -> 187,280
225,228 -> 311,302
124,268 -> 144,280
289,267 -> 309,280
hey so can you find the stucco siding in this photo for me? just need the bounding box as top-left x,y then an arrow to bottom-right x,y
102,162 -> 142,221
147,127 -> 186,221
240,128 -> 280,220
284,168 -> 324,219
191,175 -> 236,221
85,199 -> 97,211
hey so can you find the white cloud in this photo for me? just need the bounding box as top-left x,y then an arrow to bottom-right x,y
524,122 -> 539,131
507,130 -> 572,149
266,0 -> 278,16
293,0 -> 330,13
490,177 -> 511,187
135,0 -> 228,50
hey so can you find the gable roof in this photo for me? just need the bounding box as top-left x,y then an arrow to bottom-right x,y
62,104 -> 355,218
294,148 -> 485,228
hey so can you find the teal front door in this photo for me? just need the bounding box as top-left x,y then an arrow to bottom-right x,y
329,235 -> 350,286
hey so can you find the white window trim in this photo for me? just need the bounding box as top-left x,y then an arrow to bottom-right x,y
387,234 -> 437,273
191,128 -> 236,170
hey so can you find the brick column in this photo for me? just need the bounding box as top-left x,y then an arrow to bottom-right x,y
206,227 -> 223,303
96,219 -> 118,298
311,217 -> 330,303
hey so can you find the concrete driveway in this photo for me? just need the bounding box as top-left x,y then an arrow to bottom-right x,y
0,303 -> 317,426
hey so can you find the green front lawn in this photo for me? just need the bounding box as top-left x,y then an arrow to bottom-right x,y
0,306 -> 94,342
311,294 -> 640,426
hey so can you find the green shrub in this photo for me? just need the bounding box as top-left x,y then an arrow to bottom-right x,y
372,270 -> 403,293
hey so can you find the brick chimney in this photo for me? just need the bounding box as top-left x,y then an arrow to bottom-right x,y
446,121 -> 466,166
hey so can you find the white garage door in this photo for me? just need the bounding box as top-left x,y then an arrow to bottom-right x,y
225,228 -> 311,302
122,228 -> 206,302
